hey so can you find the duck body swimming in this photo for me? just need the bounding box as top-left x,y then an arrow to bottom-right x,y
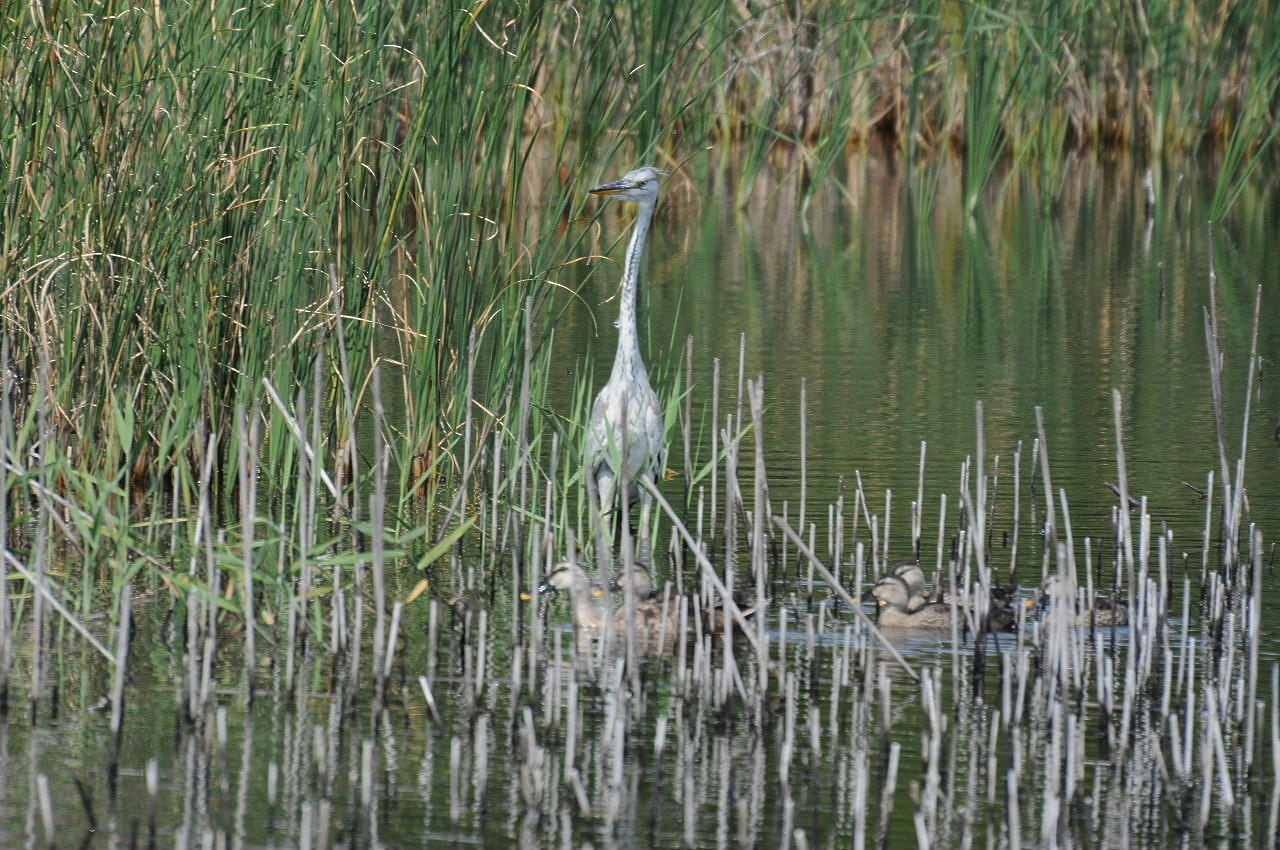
1031,575 -> 1129,628
537,560 -> 758,644
608,562 -> 760,634
865,561 -> 1018,631
869,575 -> 961,629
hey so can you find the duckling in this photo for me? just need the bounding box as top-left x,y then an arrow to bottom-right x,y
870,575 -> 957,628
609,562 -> 760,633
536,560 -> 684,637
1031,575 -> 1129,628
890,559 -> 1019,609
872,574 -> 1018,632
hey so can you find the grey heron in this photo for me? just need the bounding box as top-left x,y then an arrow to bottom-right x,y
586,166 -> 666,560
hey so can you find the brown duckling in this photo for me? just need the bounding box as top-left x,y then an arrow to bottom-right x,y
871,574 -> 1017,632
1031,575 -> 1129,628
609,562 -> 760,633
536,561 -> 684,636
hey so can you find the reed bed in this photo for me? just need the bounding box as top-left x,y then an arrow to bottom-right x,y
0,231 -> 1272,847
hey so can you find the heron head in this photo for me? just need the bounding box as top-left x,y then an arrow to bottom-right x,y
590,166 -> 661,203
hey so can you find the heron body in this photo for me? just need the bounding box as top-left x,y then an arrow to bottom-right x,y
587,166 -> 666,556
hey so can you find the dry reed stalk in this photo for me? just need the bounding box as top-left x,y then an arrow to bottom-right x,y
237,405 -> 259,696
772,515 -> 917,680
747,379 -> 771,687
109,584 -> 131,767
36,772 -> 53,847
1246,528 -> 1263,768
370,368 -> 389,704
0,338 -> 10,712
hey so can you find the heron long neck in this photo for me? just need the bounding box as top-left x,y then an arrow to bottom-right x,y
611,196 -> 656,383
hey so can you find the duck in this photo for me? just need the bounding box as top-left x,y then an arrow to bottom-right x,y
892,559 -> 1019,608
608,562 -> 760,634
536,560 -> 685,637
870,573 -> 1018,632
869,575 -> 958,628
1030,575 -> 1129,628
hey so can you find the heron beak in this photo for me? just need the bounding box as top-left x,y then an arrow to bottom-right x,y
592,587 -> 607,598
519,592 -> 534,601
589,178 -> 630,196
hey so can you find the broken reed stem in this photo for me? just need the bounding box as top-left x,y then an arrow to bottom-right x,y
1034,408 -> 1058,573
1,551 -> 115,665
798,377 -> 808,570
371,367 -> 388,703
238,405 -> 258,696
914,442 -> 926,559
1112,389 -> 1136,601
771,515 -> 917,680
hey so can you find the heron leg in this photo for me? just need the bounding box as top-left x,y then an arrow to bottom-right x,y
637,489 -> 654,566
595,470 -> 617,556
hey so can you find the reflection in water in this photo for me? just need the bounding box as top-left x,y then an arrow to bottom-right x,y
0,565 -> 1270,849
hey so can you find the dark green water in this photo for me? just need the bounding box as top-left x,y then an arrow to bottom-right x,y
3,155 -> 1279,849
556,154 -> 1280,594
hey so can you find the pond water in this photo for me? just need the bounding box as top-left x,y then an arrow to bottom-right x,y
3,153 -> 1279,849
553,154 -> 1280,562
